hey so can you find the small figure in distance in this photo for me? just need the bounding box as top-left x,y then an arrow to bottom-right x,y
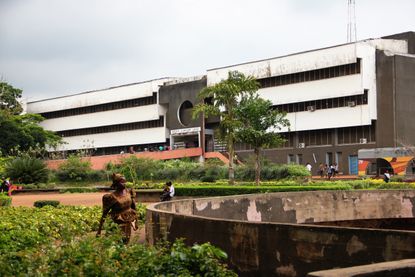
160,181 -> 175,202
318,163 -> 324,178
327,164 -> 333,180
0,177 -> 10,193
306,162 -> 312,173
383,170 -> 391,183
97,173 -> 138,243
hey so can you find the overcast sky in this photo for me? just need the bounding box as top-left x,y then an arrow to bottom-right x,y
1,0 -> 414,101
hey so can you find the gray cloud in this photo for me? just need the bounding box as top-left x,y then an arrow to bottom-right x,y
1,0 -> 414,101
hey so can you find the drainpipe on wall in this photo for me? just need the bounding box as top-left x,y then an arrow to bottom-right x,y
392,56 -> 397,148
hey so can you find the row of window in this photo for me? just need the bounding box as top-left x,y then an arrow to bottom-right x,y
57,117 -> 164,137
257,59 -> 361,89
234,124 -> 376,150
41,93 -> 158,119
287,152 -> 343,168
51,142 -> 169,158
273,90 -> 368,113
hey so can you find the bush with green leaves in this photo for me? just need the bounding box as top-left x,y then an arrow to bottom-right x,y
55,155 -> 106,182
0,205 -> 234,276
0,235 -> 235,277
33,200 -> 60,208
111,157 -> 307,183
174,184 -> 352,196
4,156 -> 49,184
0,193 -> 11,206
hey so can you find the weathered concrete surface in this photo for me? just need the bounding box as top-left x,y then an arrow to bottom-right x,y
146,190 -> 415,276
307,259 -> 415,277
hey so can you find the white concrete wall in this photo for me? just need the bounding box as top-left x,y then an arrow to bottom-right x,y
27,78 -> 172,114
207,39 -> 408,132
277,105 -> 370,132
55,127 -> 166,151
40,105 -> 162,131
207,39 -> 407,85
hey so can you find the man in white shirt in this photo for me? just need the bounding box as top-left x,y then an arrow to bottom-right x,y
306,163 -> 312,173
168,182 -> 175,198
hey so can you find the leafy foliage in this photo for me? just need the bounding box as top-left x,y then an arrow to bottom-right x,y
193,71 -> 260,185
0,193 -> 11,206
0,81 -> 23,115
33,200 -> 60,208
235,94 -> 290,185
174,184 -> 352,196
56,154 -> 93,181
0,111 -> 62,156
0,205 -> 234,276
5,156 -> 49,184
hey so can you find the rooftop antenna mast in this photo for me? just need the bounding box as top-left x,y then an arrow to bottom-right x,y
347,0 -> 357,42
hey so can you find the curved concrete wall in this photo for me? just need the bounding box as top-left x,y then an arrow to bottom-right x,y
146,190 -> 415,277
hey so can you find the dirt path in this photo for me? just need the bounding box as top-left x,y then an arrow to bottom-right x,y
11,192 -> 108,207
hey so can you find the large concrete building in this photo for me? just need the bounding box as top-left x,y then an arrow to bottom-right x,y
26,31 -> 415,175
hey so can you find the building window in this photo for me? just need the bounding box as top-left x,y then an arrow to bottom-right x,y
296,154 -> 303,165
258,59 -> 361,89
273,90 -> 368,114
288,154 -> 295,164
57,116 -> 164,137
40,92 -> 157,119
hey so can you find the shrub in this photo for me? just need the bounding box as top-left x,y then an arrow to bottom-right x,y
200,175 -> 216,182
390,175 -> 404,182
33,200 -> 60,208
0,193 -> 11,206
0,205 -> 235,276
21,183 -> 55,190
59,187 -> 98,193
4,156 -> 49,184
286,164 -> 311,177
56,155 -> 92,182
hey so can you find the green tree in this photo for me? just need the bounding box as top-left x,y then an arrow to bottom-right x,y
0,82 -> 62,157
235,94 -> 290,185
0,111 -> 62,156
193,71 -> 259,185
0,81 -> 23,115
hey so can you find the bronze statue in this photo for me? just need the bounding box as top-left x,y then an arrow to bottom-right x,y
97,173 -> 137,243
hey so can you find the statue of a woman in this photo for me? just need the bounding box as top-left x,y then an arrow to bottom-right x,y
97,173 -> 137,243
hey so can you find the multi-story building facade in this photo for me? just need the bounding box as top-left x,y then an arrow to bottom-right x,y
26,32 -> 415,175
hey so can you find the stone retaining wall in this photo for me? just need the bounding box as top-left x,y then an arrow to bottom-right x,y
146,190 -> 415,276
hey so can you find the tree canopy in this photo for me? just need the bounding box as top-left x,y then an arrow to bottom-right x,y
0,82 -> 62,157
235,94 -> 290,185
0,81 -> 23,115
193,71 -> 259,185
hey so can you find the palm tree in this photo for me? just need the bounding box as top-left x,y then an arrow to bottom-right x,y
193,71 -> 259,185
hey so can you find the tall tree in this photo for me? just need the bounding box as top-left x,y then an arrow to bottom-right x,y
235,94 -> 290,185
193,71 -> 259,185
0,81 -> 23,115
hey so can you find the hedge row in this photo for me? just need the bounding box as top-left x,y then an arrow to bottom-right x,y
174,184 -> 352,197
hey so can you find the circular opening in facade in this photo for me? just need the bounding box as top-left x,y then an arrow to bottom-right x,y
178,100 -> 193,127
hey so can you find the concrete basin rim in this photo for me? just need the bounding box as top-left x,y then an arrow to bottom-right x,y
146,190 -> 415,234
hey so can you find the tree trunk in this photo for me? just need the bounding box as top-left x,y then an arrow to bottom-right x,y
228,139 -> 235,185
254,147 -> 260,186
